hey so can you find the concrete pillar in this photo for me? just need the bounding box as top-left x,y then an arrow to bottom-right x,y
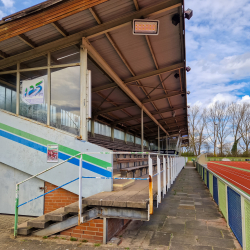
111,126 -> 114,142
80,46 -> 88,141
141,108 -> 144,152
158,126 -> 160,153
124,129 -> 128,144
91,119 -> 95,137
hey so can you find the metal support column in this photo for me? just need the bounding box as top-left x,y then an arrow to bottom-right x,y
47,52 -> 51,125
163,156 -> 167,196
91,119 -> 95,137
16,62 -> 20,115
103,217 -> 107,244
141,108 -> 144,152
157,155 -> 161,205
149,155 -> 153,215
80,46 -> 88,141
78,154 -> 83,225
158,126 -> 160,153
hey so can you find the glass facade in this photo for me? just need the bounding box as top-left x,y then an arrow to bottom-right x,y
0,47 -> 149,146
51,67 -> 80,135
0,74 -> 17,114
19,70 -> 48,124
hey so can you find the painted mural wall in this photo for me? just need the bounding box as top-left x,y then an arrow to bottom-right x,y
0,110 -> 113,201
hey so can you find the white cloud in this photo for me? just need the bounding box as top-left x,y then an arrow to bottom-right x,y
1,0 -> 14,8
186,0 -> 250,110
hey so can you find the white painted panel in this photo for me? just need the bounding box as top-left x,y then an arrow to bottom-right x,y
0,162 -> 44,216
0,110 -> 113,198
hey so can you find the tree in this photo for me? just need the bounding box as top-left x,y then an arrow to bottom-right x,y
238,103 -> 250,156
207,102 -> 231,156
188,106 -> 207,156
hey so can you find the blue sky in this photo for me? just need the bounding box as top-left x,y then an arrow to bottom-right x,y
1,0 -> 250,108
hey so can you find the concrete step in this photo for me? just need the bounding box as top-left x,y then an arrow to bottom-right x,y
45,207 -> 71,222
64,201 -> 88,213
113,179 -> 135,191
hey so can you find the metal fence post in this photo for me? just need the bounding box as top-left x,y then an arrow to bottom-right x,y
163,156 -> 166,196
148,155 -> 153,214
157,155 -> 161,205
171,157 -> 173,185
78,154 -> 83,225
14,184 -> 19,238
167,156 -> 170,190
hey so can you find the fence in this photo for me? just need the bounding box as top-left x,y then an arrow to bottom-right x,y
14,152 -> 187,238
194,160 -> 250,250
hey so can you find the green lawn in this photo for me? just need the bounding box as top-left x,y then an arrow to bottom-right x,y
187,156 -> 250,162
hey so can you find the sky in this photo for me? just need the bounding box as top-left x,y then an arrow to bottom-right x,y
1,0 -> 250,108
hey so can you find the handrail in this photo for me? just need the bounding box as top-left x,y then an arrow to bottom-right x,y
13,151 -> 186,238
14,152 -> 81,238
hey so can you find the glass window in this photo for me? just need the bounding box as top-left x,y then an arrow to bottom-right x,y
136,137 -> 141,145
0,74 -> 17,114
50,66 -> 80,135
94,121 -> 111,137
51,46 -> 80,65
19,70 -> 48,124
114,129 -> 125,140
126,133 -> 134,143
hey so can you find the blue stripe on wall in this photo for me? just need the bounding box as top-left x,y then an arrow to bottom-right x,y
0,129 -> 111,177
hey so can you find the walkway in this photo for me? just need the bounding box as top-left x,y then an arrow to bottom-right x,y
0,162 -> 242,250
119,162 -> 242,249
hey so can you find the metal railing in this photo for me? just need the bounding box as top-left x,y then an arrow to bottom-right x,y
14,151 -> 187,238
195,160 -> 250,250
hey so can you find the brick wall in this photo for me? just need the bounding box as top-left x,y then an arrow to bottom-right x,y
60,219 -> 103,243
60,218 -> 131,243
44,182 -> 78,214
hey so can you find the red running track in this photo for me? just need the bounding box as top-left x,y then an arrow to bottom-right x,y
207,162 -> 250,196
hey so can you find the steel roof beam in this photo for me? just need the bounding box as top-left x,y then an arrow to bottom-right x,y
111,105 -> 186,125
127,116 -> 186,129
82,38 -> 171,135
124,63 -> 184,84
0,50 -> 8,59
0,0 -> 182,70
51,21 -> 69,37
94,91 -> 182,116
18,34 -> 36,48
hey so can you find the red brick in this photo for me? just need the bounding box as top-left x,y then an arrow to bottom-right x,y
96,232 -> 103,237
86,227 -> 99,232
71,233 -> 82,238
72,229 -> 83,234
93,219 -> 103,223
82,231 -> 96,236
95,223 -> 103,228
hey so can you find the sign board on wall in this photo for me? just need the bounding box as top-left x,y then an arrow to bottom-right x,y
22,78 -> 44,105
47,145 -> 59,163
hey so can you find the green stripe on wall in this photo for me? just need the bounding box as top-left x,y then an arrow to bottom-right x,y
209,172 -> 213,195
218,180 -> 227,219
245,199 -> 250,250
0,123 -> 111,168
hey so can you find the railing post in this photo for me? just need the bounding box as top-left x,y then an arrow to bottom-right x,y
157,155 -> 161,205
14,184 -> 19,238
78,154 -> 83,225
171,157 -> 173,185
167,156 -> 170,190
148,155 -> 153,215
163,156 -> 167,196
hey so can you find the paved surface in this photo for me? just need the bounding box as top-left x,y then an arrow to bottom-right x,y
0,162 -> 242,249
